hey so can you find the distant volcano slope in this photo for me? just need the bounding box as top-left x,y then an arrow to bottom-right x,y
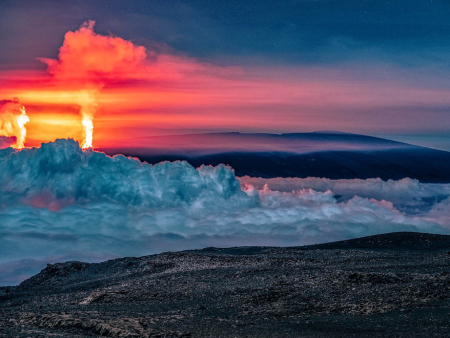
102,132 -> 450,183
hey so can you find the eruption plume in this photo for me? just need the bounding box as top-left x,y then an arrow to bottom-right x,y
39,20 -> 147,148
0,98 -> 29,149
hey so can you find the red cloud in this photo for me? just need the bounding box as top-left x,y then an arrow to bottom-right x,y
40,21 -> 147,83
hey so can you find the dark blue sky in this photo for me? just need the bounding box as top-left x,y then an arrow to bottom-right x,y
1,0 -> 449,67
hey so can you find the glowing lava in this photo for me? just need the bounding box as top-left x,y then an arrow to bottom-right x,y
77,90 -> 97,149
0,98 -> 29,149
81,115 -> 93,149
16,105 -> 29,149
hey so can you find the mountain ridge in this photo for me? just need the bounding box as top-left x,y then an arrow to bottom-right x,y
6,231 -> 450,291
99,132 -> 450,183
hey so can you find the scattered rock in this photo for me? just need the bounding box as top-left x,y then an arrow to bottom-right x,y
2,232 -> 450,337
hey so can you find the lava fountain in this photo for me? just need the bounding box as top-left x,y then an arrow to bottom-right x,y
0,98 -> 29,149
77,90 -> 97,149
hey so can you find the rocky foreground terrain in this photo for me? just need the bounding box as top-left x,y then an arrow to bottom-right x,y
2,232 -> 450,337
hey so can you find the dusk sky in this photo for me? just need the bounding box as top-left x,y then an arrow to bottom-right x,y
1,0 -> 450,150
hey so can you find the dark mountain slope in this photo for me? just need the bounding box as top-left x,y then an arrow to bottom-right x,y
102,132 -> 450,182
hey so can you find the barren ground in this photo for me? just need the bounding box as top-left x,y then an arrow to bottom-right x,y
1,232 -> 450,337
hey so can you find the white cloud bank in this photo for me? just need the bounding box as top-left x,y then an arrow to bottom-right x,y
1,139 -> 450,285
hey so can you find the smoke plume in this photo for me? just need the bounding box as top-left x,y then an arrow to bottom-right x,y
39,21 -> 147,148
0,98 -> 29,149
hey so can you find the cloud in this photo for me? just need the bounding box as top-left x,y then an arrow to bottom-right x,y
1,139 -> 450,285
239,176 -> 450,213
39,20 -> 147,84
0,138 -> 247,209
0,136 -> 15,148
37,19 -> 233,88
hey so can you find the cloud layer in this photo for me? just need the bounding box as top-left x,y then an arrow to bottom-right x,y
1,139 -> 450,285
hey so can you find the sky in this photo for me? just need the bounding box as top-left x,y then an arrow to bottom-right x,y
0,0 -> 450,150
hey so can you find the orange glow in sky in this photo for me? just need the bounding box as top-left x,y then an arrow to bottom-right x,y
2,21 -> 450,150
